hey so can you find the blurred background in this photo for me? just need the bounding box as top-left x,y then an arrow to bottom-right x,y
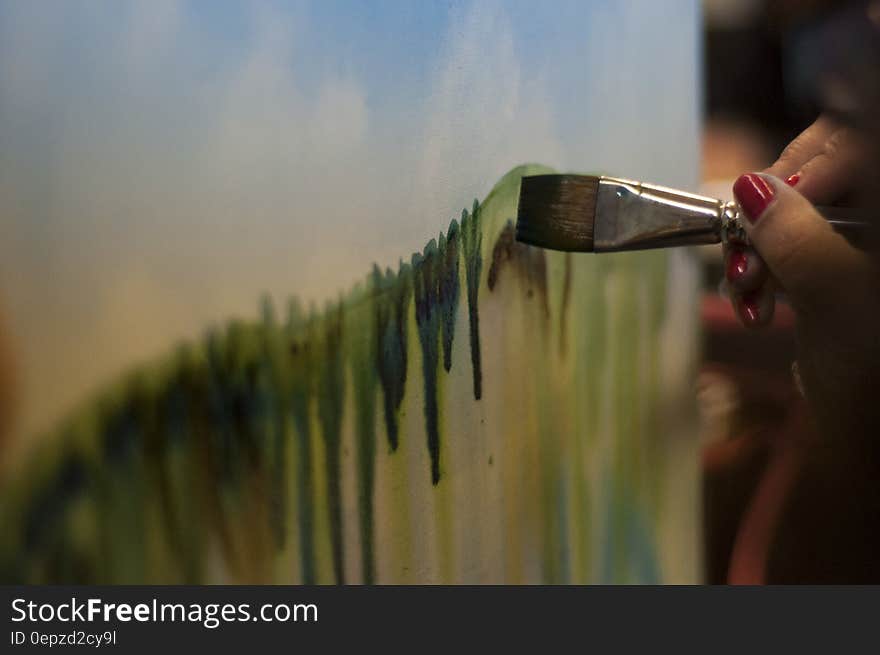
698,0 -> 880,583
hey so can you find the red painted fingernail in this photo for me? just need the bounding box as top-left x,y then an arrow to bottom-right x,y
785,173 -> 800,187
740,291 -> 761,324
726,249 -> 748,282
733,173 -> 775,223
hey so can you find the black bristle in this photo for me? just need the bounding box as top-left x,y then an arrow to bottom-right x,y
515,175 -> 598,252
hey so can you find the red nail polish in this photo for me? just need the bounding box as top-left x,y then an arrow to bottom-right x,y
740,291 -> 761,324
733,173 -> 775,223
726,249 -> 748,282
785,173 -> 800,187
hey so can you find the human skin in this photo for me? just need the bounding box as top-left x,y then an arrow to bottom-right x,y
717,115 -> 880,581
723,116 -> 880,434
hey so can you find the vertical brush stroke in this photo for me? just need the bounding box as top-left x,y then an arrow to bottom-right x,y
412,241 -> 442,485
350,290 -> 378,584
259,298 -> 288,551
374,264 -> 411,452
288,314 -> 317,585
0,165 -> 701,585
438,221 -> 461,373
460,201 -> 483,400
317,303 -> 346,583
559,253 -> 573,356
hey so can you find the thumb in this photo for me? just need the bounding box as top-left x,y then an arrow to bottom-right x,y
732,173 -> 868,312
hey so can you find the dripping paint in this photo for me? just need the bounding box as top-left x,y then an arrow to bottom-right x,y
0,165 -> 702,583
0,1 -> 702,584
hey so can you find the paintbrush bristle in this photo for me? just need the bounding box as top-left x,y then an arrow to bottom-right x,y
516,174 -> 598,252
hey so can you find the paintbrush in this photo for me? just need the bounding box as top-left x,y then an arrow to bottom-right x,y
515,174 -> 871,252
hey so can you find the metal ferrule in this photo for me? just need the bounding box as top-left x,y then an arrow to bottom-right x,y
593,176 -> 746,252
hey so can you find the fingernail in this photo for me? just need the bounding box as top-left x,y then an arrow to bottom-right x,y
740,291 -> 761,324
785,173 -> 800,187
726,248 -> 748,282
733,173 -> 775,223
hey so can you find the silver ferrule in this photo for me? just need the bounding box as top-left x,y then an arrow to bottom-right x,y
593,176 -> 746,252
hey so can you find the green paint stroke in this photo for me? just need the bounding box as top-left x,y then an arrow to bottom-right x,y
156,355 -> 204,582
349,285 -> 378,584
412,241 -> 442,485
316,302 -> 346,583
288,306 -> 317,585
410,220 -> 462,484
373,263 -> 411,452
438,221 -> 461,373
258,297 -> 288,551
460,201 -> 483,400
0,164 -> 696,585
559,253 -> 573,356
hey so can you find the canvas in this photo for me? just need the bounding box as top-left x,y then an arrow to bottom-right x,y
0,1 -> 702,583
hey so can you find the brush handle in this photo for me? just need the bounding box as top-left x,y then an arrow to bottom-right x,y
724,203 -> 872,248
818,206 -> 872,244
589,176 -> 873,252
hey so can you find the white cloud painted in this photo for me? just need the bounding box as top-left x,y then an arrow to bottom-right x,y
416,0 -> 564,223
0,0 -> 698,445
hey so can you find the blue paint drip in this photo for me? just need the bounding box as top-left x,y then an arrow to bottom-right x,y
373,263 -> 411,452
412,241 -> 442,484
438,220 -> 461,372
460,202 -> 483,400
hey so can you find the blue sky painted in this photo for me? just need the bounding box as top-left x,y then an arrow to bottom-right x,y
0,0 -> 699,439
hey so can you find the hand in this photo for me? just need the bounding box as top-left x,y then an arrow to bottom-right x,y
765,115 -> 868,204
723,116 -> 870,329
723,168 -> 880,443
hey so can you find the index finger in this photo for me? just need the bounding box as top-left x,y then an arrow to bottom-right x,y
765,116 -> 839,180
